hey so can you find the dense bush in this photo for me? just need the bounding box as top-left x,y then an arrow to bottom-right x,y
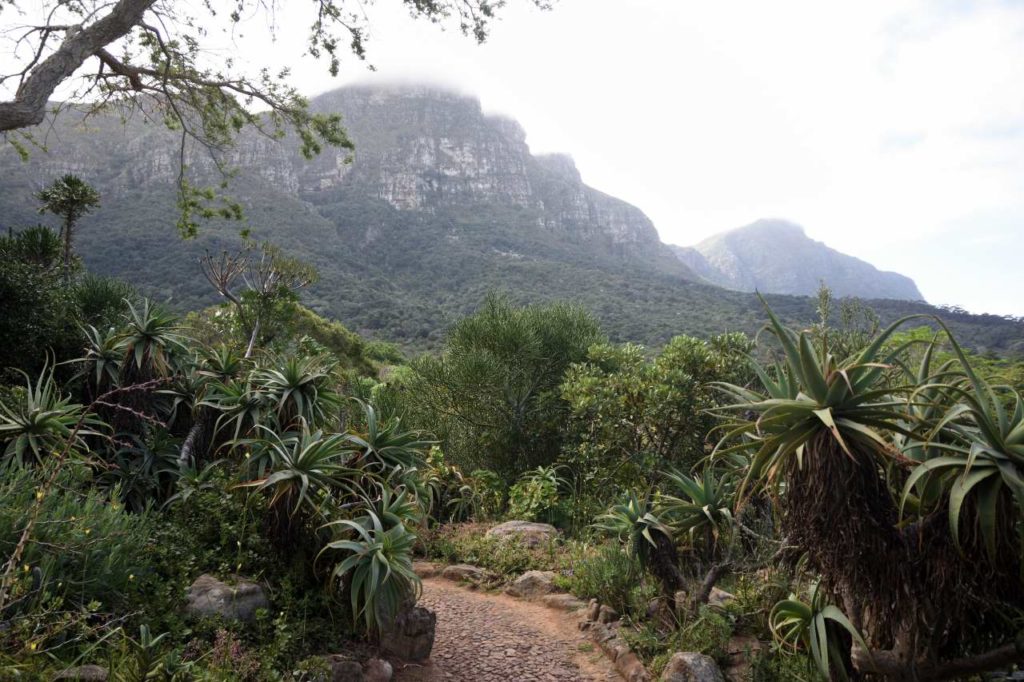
407,293 -> 604,479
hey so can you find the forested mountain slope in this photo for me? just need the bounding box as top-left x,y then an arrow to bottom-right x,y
0,85 -> 1019,353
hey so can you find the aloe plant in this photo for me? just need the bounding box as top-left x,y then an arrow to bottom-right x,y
0,367 -> 105,465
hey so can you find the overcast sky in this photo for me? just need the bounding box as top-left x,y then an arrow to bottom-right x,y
13,0 -> 1023,316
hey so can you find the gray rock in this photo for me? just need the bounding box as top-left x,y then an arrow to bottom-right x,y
323,656 -> 364,682
708,587 -> 735,610
53,665 -> 109,681
440,563 -> 489,583
660,652 -> 725,682
185,574 -> 269,623
363,657 -> 393,682
485,521 -> 558,548
540,593 -> 585,611
505,570 -> 557,598
598,605 -> 619,624
379,604 -> 436,661
412,561 -> 439,579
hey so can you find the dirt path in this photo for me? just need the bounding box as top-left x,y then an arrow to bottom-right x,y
394,577 -> 621,682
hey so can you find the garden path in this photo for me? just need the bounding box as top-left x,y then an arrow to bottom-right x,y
394,577 -> 621,682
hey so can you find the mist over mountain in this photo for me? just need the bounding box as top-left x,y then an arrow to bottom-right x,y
0,85 -> 1019,353
672,219 -> 925,301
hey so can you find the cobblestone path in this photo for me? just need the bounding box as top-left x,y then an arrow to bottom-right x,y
394,577 -> 620,682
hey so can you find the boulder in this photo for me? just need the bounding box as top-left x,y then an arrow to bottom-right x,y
323,656 -> 364,682
485,521 -> 558,548
505,570 -> 557,598
379,604 -> 436,661
660,653 -> 725,682
440,563 -> 489,584
540,593 -> 586,611
598,605 -> 619,624
708,588 -> 735,610
53,665 -> 109,681
363,657 -> 393,682
185,574 -> 269,623
412,561 -> 439,579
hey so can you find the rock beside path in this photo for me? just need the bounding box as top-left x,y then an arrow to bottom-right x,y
660,652 -> 725,682
185,574 -> 269,623
505,570 -> 557,598
541,593 -> 586,612
380,604 -> 436,662
485,521 -> 558,547
440,563 -> 491,584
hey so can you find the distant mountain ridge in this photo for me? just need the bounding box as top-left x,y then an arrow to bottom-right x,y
672,219 -> 924,301
0,84 -> 1019,354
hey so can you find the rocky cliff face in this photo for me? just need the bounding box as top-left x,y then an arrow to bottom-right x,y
673,219 -> 924,301
0,85 -> 680,271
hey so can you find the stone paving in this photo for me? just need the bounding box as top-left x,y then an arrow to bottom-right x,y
395,577 -> 621,682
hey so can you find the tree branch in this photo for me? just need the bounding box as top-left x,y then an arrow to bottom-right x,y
0,0 -> 156,131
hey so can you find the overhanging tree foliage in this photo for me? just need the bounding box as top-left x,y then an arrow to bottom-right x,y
0,0 -> 551,233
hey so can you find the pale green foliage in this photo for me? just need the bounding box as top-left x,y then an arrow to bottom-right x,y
409,293 -> 603,479
0,366 -> 105,465
507,465 -> 567,523
769,584 -> 868,681
594,492 -> 669,571
321,507 -> 421,633
561,333 -> 752,509
656,468 -> 734,557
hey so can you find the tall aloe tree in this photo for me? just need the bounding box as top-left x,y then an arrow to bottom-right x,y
715,301 -> 1024,679
35,174 -> 99,284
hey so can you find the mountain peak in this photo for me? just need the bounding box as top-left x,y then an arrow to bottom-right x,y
675,219 -> 924,302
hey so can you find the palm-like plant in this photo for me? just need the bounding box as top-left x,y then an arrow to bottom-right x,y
901,328 -> 1024,561
769,583 -> 868,681
254,355 -> 342,430
320,508 -> 421,633
657,468 -> 734,559
35,174 -> 100,282
80,324 -> 123,394
343,399 -> 434,471
202,378 -> 268,443
595,491 -> 683,597
120,299 -> 188,380
241,424 -> 363,545
98,430 -> 180,512
715,302 -> 1024,678
0,367 -> 105,465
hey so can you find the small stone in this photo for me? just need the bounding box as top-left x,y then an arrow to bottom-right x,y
660,652 -> 725,682
412,561 -> 439,579
185,574 -> 269,623
363,657 -> 392,682
505,570 -> 557,599
323,656 -> 364,682
53,665 -> 109,681
708,587 -> 735,610
540,593 -> 585,611
597,605 -> 619,624
441,564 -> 489,583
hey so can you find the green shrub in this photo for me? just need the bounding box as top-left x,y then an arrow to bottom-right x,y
422,523 -> 559,578
561,542 -> 650,617
625,606 -> 733,677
